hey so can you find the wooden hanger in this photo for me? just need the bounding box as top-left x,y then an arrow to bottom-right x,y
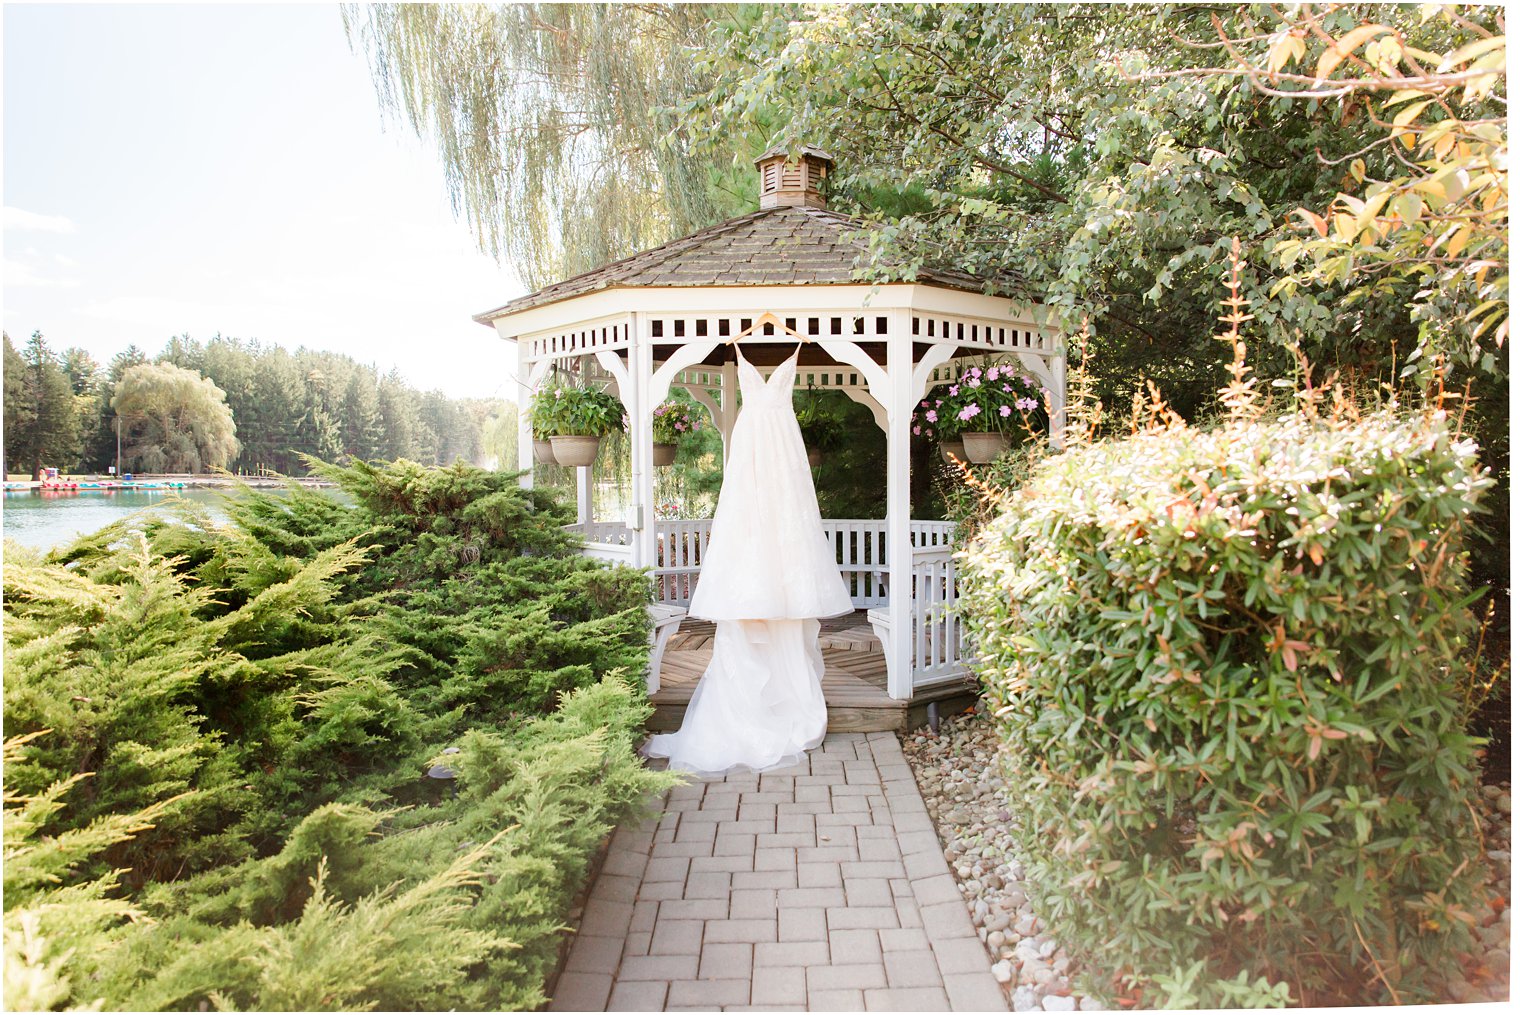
724,311 -> 812,346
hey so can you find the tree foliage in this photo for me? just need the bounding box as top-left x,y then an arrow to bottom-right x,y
111,361 -> 240,473
5,332 -> 503,477
342,2 -> 749,289
1195,4 -> 1507,372
3,332 -> 81,480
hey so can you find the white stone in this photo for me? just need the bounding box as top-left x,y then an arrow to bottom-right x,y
1042,996 -> 1076,1011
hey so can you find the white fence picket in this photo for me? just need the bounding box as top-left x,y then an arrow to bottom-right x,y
569,517 -> 968,690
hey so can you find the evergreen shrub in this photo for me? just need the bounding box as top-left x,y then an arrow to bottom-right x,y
4,459 -> 674,1010
961,382 -> 1493,1005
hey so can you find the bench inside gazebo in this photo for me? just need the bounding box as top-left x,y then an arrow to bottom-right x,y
476,145 -> 1066,732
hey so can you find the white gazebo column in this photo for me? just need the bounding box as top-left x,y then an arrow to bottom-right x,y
628,315 -> 658,569
576,466 -> 594,525
575,354 -> 595,524
883,310 -> 915,700
1049,349 -> 1068,449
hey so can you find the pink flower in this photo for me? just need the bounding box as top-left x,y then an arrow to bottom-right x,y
957,404 -> 982,421
925,410 -> 938,422
674,421 -> 686,431
968,366 -> 982,378
1002,384 -> 1013,393
985,366 -> 1000,380
999,405 -> 1013,417
1016,397 -> 1038,411
912,425 -> 922,435
967,377 -> 981,388
1021,375 -> 1034,387
949,385 -> 959,396
935,399 -> 943,407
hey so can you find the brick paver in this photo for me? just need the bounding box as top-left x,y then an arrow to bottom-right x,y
551,733 -> 1006,1012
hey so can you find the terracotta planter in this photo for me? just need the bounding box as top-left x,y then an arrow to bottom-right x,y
549,435 -> 601,467
653,442 -> 678,467
806,447 -> 823,468
961,431 -> 1011,463
939,439 -> 966,465
533,439 -> 556,464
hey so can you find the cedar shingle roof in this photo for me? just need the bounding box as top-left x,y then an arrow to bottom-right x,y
472,205 -> 1010,324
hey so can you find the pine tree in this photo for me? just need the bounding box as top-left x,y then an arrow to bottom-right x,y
339,369 -> 385,461
377,370 -> 420,460
3,332 -> 80,479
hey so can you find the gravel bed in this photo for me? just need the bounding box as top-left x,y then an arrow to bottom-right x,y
902,705 -> 1511,1009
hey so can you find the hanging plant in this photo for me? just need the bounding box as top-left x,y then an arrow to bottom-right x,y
652,401 -> 701,443
530,386 -> 626,467
652,401 -> 701,466
952,363 -> 1049,463
917,382 -> 968,464
795,395 -> 845,466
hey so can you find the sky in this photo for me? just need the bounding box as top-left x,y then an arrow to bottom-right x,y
3,3 -> 524,400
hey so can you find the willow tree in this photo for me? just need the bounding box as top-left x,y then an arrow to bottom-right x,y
342,3 -> 755,289
112,362 -> 239,474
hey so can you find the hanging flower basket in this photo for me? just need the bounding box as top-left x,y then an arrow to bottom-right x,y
939,438 -> 966,465
961,431 -> 1010,463
533,439 -> 556,464
806,447 -> 824,468
549,435 -> 602,467
925,363 -> 1048,465
652,401 -> 701,467
530,385 -> 626,469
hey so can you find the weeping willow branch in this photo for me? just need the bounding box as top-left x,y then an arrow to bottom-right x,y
341,3 -> 735,289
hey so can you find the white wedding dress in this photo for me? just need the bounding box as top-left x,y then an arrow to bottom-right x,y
643,347 -> 853,775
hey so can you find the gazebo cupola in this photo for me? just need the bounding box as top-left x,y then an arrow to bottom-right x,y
475,145 -> 1066,707
756,144 -> 831,208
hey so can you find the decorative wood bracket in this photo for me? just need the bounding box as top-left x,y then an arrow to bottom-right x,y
817,339 -> 891,413
910,343 -> 957,408
649,340 -> 721,407
594,349 -> 633,404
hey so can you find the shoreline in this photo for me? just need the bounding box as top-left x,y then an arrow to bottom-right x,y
4,475 -> 339,492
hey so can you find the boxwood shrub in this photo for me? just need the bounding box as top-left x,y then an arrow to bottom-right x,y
961,403 -> 1493,1006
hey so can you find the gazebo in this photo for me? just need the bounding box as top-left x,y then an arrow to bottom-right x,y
475,146 -> 1065,727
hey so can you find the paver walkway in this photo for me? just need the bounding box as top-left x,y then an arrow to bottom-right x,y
551,733 -> 1008,1012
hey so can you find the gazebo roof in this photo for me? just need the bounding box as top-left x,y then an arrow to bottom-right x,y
472,204 -> 1014,324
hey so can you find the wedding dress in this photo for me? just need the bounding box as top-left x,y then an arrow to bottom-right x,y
643,347 -> 853,775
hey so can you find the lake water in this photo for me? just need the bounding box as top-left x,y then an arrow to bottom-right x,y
2,488 -> 236,549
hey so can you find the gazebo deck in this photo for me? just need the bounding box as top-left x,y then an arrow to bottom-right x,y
648,611 -> 976,733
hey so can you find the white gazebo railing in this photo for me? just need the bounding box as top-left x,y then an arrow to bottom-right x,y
564,518 -> 970,692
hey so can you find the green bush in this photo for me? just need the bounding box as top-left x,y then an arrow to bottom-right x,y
3,459 -> 673,1010
961,393 -> 1493,1006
